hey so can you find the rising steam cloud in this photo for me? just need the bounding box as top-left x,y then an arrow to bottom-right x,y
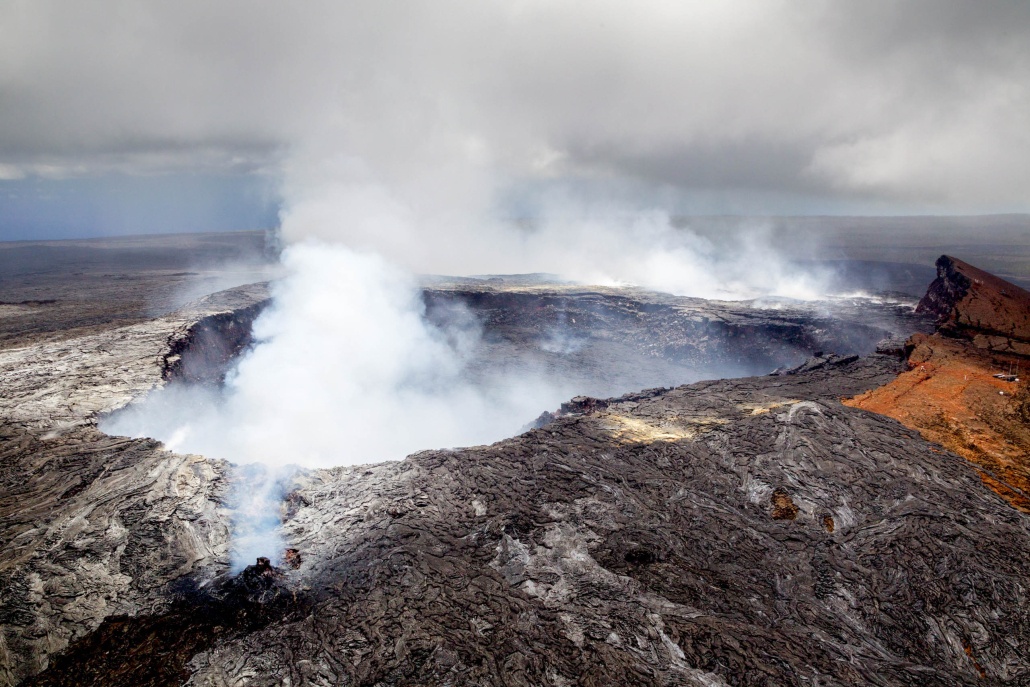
104,242 -> 577,468
104,148 -> 836,477
104,184 -> 833,467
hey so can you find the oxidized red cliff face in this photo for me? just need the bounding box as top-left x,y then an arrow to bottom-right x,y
917,254 -> 1030,356
849,255 -> 1030,512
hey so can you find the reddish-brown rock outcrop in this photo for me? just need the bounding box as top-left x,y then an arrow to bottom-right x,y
846,333 -> 1030,511
849,256 -> 1030,512
917,254 -> 1030,356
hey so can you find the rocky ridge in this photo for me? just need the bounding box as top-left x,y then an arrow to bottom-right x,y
917,254 -> 1030,356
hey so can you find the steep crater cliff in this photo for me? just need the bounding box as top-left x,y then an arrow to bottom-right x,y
162,298 -> 270,386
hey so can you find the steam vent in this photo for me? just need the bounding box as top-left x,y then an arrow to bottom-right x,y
1,246 -> 1029,687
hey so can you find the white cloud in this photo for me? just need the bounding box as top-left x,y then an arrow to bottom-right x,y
0,164 -> 24,181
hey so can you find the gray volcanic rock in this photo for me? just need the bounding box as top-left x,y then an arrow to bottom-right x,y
171,355 -> 1030,687
423,282 -> 930,397
0,424 -> 230,687
2,271 -> 1025,687
0,283 -> 270,433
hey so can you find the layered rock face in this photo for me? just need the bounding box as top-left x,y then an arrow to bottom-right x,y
422,281 -> 929,397
917,254 -> 1030,356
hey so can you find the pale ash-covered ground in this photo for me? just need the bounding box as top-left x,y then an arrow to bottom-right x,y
0,285 -> 271,686
0,284 -> 269,431
0,235 -> 1027,686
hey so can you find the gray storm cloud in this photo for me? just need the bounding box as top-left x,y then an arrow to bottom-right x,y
1,1 -> 1029,212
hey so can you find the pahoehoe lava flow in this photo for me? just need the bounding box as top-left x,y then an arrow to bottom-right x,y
2,239 -> 1029,687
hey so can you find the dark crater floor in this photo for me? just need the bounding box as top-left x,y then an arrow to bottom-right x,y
160,274 -> 931,405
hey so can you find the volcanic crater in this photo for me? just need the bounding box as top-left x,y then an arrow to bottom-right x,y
2,235 -> 1029,687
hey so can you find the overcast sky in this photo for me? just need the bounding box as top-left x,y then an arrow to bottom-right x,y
2,1 -> 1029,239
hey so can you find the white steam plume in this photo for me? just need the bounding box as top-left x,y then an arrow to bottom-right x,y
103,242 -> 573,468
104,174 -> 834,479
104,240 -> 582,570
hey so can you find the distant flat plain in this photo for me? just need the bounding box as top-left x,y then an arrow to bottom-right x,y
805,215 -> 1030,286
1,215 -> 1027,349
0,231 -> 276,349
690,214 -> 1030,289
